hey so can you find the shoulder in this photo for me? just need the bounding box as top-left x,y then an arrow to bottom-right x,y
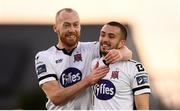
79,41 -> 99,48
122,60 -> 148,77
113,59 -> 146,73
121,59 -> 144,67
128,59 -> 146,72
35,46 -> 55,60
112,59 -> 138,67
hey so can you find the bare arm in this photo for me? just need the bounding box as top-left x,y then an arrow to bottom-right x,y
42,79 -> 89,106
119,46 -> 132,60
41,63 -> 109,106
104,46 -> 132,64
134,93 -> 150,110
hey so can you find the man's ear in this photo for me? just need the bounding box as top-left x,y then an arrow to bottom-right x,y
118,40 -> 126,48
53,24 -> 57,33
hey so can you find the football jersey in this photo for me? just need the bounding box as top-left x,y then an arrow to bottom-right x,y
92,57 -> 151,110
35,42 -> 100,110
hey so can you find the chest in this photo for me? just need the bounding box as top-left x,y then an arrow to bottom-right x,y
103,66 -> 132,92
50,50 -> 93,87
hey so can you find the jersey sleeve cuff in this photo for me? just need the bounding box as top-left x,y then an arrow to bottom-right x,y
38,74 -> 58,86
134,88 -> 151,95
133,85 -> 151,95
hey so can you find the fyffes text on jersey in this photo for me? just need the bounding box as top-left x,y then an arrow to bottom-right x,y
93,79 -> 116,100
60,67 -> 82,87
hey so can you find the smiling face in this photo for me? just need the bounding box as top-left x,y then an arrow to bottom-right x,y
54,9 -> 81,49
99,24 -> 125,56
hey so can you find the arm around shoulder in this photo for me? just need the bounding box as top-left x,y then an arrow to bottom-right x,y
120,46 -> 132,60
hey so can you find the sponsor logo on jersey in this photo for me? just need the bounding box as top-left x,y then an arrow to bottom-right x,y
136,75 -> 148,85
74,53 -> 82,62
55,59 -> 63,63
111,71 -> 119,79
60,67 -> 82,87
37,64 -> 46,75
93,79 -> 116,100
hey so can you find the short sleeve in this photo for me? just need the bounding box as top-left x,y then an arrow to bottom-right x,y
130,62 -> 151,95
35,51 -> 57,86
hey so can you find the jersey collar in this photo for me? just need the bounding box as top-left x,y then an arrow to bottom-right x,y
55,43 -> 78,56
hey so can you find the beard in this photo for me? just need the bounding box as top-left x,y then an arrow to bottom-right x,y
100,41 -> 119,56
100,42 -> 111,56
60,32 -> 80,48
100,50 -> 108,56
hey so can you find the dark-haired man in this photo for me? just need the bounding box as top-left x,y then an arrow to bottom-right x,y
92,21 -> 151,110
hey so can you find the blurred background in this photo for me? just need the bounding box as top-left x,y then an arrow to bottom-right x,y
0,0 -> 180,109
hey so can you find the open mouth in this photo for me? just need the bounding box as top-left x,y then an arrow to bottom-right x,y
101,44 -> 110,49
66,34 -> 76,39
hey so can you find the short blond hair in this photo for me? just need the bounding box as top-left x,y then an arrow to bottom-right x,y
55,8 -> 78,23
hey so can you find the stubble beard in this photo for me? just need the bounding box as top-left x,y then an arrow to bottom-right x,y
100,42 -> 119,56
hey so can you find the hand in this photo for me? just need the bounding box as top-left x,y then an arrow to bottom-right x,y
103,49 -> 123,64
86,62 -> 109,85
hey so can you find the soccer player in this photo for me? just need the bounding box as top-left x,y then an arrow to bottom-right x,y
35,8 -> 132,110
92,21 -> 151,110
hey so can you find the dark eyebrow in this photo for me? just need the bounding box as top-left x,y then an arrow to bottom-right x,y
108,33 -> 115,36
101,31 -> 105,33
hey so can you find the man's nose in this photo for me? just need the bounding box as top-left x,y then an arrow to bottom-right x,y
68,25 -> 75,32
103,35 -> 109,41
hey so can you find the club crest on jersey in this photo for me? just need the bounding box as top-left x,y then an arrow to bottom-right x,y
74,53 -> 82,62
93,79 -> 116,100
60,67 -> 82,87
111,71 -> 119,79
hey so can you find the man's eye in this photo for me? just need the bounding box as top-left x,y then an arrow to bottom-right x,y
64,24 -> 69,27
100,33 -> 105,37
109,34 -> 115,38
74,23 -> 79,27
63,23 -> 70,27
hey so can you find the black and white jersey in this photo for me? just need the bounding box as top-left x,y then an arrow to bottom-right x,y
92,58 -> 151,110
35,42 -> 99,110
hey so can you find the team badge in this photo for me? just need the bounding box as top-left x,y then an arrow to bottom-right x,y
111,71 -> 119,79
74,53 -> 82,62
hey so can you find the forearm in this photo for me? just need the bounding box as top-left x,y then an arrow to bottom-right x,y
43,65 -> 108,106
120,46 -> 132,60
51,77 -> 91,106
